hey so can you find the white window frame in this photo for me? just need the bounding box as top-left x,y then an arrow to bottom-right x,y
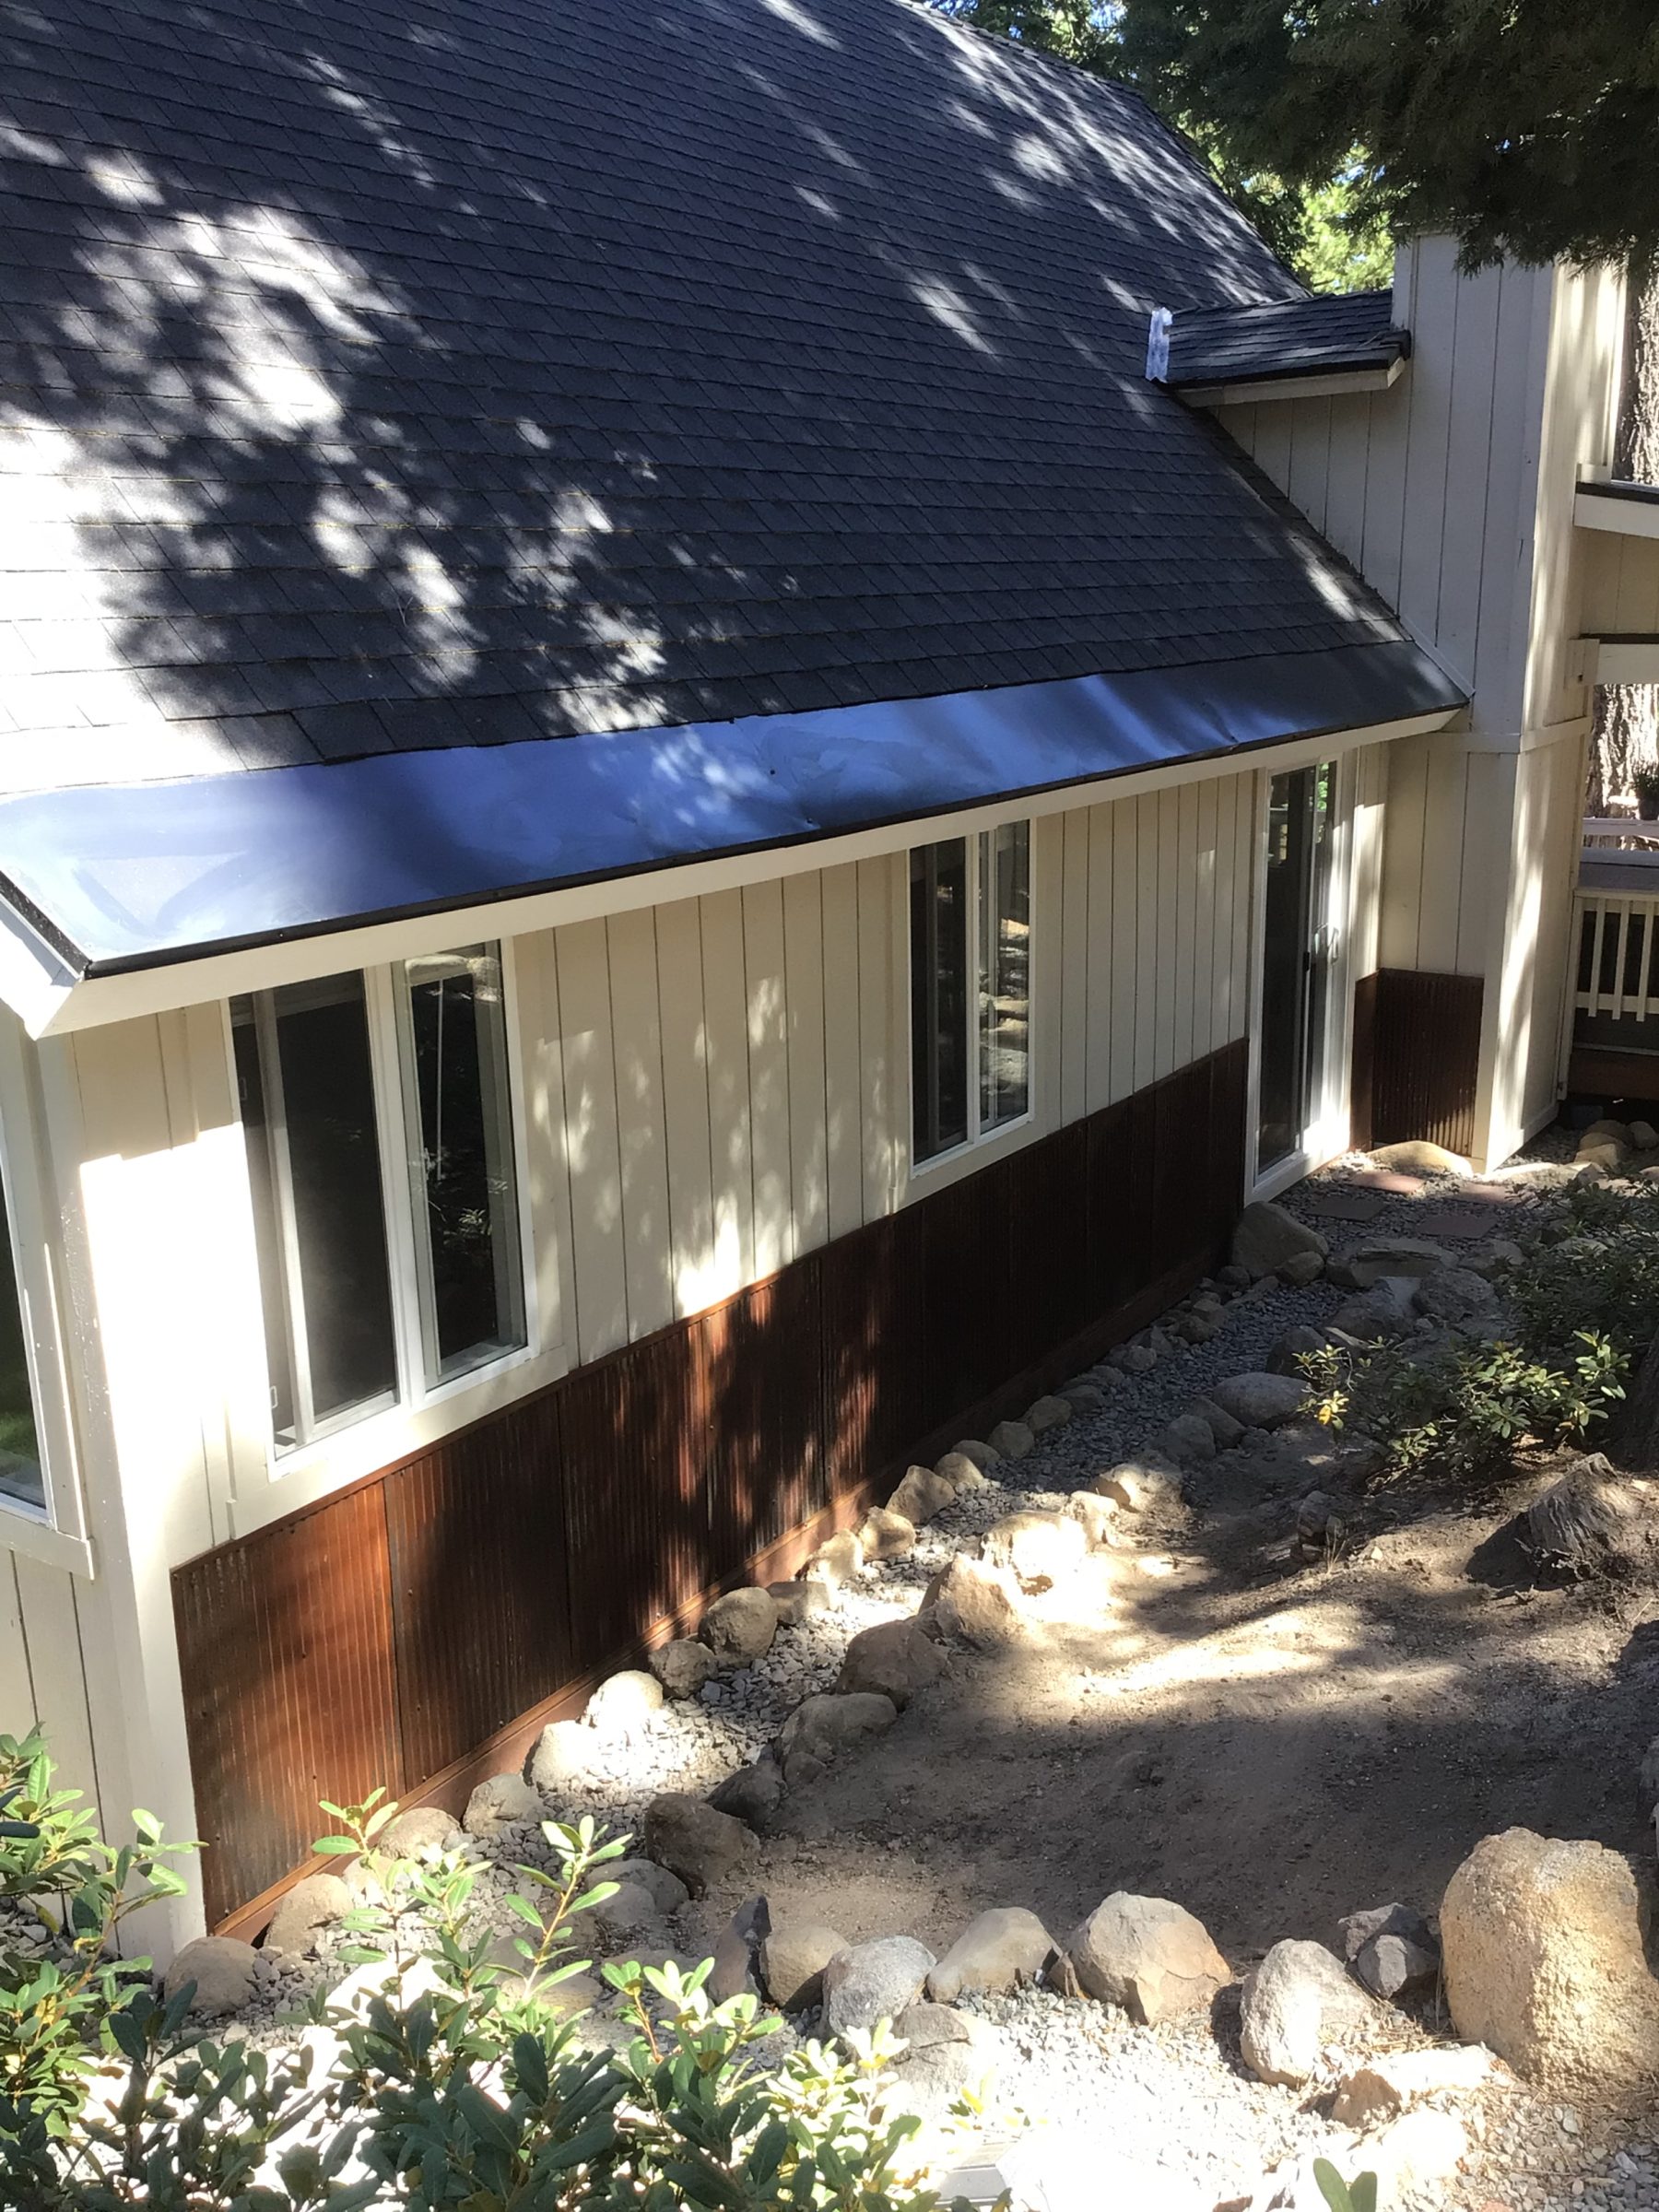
0,1012 -> 88,1569
907,817 -> 1035,1179
231,939 -> 543,1481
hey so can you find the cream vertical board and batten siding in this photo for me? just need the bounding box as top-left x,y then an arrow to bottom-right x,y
1220,240 -> 1624,1164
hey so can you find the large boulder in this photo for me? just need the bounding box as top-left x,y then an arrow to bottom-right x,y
1328,1277 -> 1418,1341
918,1555 -> 1023,1650
1231,1201 -> 1327,1281
708,1893 -> 771,2003
264,1872 -> 351,1958
1414,1267 -> 1498,1324
856,1507 -> 916,1561
820,1935 -> 935,2037
888,1464 -> 956,1527
651,1639 -> 719,1700
585,1669 -> 665,1736
1441,1828 -> 1659,2084
701,1586 -> 779,1665
778,1691 -> 898,1786
641,1794 -> 759,1896
1239,1939 -> 1374,2087
1061,1894 -> 1229,2024
1339,1901 -> 1440,2001
1206,1372 -> 1307,1430
164,1936 -> 258,2018
982,1510 -> 1088,1590
465,1772 -> 542,1835
1525,1455 -> 1640,1574
761,1918 -> 848,2010
836,1618 -> 948,1709
927,1907 -> 1055,2002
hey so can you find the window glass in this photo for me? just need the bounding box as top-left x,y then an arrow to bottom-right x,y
232,972 -> 398,1450
0,1178 -> 43,1512
400,947 -> 525,1383
910,840 -> 970,1162
979,820 -> 1030,1129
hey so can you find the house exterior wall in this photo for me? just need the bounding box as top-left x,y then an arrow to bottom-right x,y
1220,240 -> 1623,1166
0,756 -> 1298,1942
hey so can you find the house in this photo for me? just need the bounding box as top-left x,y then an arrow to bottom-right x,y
0,0 -> 1644,1953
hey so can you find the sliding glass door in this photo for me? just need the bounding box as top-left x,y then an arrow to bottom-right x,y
1257,760 -> 1346,1180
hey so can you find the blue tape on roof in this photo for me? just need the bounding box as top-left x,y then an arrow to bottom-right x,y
0,641 -> 1462,977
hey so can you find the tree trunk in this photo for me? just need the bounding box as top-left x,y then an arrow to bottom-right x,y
1589,253 -> 1659,815
1607,1326 -> 1659,1471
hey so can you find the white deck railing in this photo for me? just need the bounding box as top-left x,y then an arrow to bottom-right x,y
1573,885 -> 1659,1021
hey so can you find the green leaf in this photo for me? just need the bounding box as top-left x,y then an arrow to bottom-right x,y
311,1836 -> 360,1856
1313,2159 -> 1354,2212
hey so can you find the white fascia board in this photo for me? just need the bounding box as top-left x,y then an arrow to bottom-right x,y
1594,638 -> 1659,684
1184,357 -> 1406,409
18,705 -> 1457,1039
1574,485 -> 1659,539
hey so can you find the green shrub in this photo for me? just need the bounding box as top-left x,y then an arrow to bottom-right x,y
0,1750 -> 982,2212
1505,1180 -> 1659,1359
1300,1329 -> 1626,1486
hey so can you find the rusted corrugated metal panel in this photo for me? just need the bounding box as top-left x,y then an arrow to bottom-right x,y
1364,971 -> 1484,1158
172,1482 -> 401,1928
383,1392 -> 570,1785
706,1256 -> 826,1565
821,1212 -> 924,1493
559,1326 -> 707,1673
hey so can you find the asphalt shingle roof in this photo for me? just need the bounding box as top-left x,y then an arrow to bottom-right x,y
1161,289 -> 1410,392
0,0 -> 1411,796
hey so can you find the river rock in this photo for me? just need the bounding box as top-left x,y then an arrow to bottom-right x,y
1267,1324 -> 1328,1376
1231,1201 -> 1327,1280
1065,1490 -> 1119,1550
465,1772 -> 542,1835
377,1806 -> 461,1860
1240,1939 -> 1373,2087
1339,1900 -> 1440,2000
1414,1266 -> 1497,1324
1328,1276 -> 1418,1340
708,1893 -> 771,2003
641,1794 -> 759,1896
652,1640 -> 719,1700
1330,2044 -> 1496,2125
164,1936 -> 258,2017
948,1440 -> 1002,1473
778,1691 -> 898,1786
857,1507 -> 916,1561
1279,1250 -> 1326,1287
918,1554 -> 1023,1649
1025,1394 -> 1073,1435
1441,1827 -> 1659,2083
1361,2110 -> 1469,2200
608,1857 -> 689,1917
927,1907 -> 1055,2001
1156,1414 -> 1217,1465
264,1872 -> 351,1958
587,1669 -> 666,1736
1370,1140 -> 1472,1177
836,1618 -> 948,1709
1206,1372 -> 1307,1430
761,1918 -> 847,2010
525,1720 -> 589,1793
1095,1457 -> 1182,1514
937,1450 -> 993,1491
701,1586 -> 779,1665
709,1751 -> 785,1830
1059,1382 -> 1109,1414
982,1509 -> 1088,1590
821,1935 -> 935,2037
767,1578 -> 830,1625
1061,1893 -> 1229,2024
888,1464 -> 956,1526
988,1418 -> 1034,1461
1329,1238 -> 1458,1289
885,2002 -> 997,2116
1189,1396 -> 1245,1447
805,1529 -> 864,1587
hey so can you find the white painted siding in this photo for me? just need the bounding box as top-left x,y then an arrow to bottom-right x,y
0,1552 -> 100,1812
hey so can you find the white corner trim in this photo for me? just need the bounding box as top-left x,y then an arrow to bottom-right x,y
1574,485 -> 1659,540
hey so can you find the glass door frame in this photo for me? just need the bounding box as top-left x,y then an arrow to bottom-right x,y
1245,750 -> 1356,1200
